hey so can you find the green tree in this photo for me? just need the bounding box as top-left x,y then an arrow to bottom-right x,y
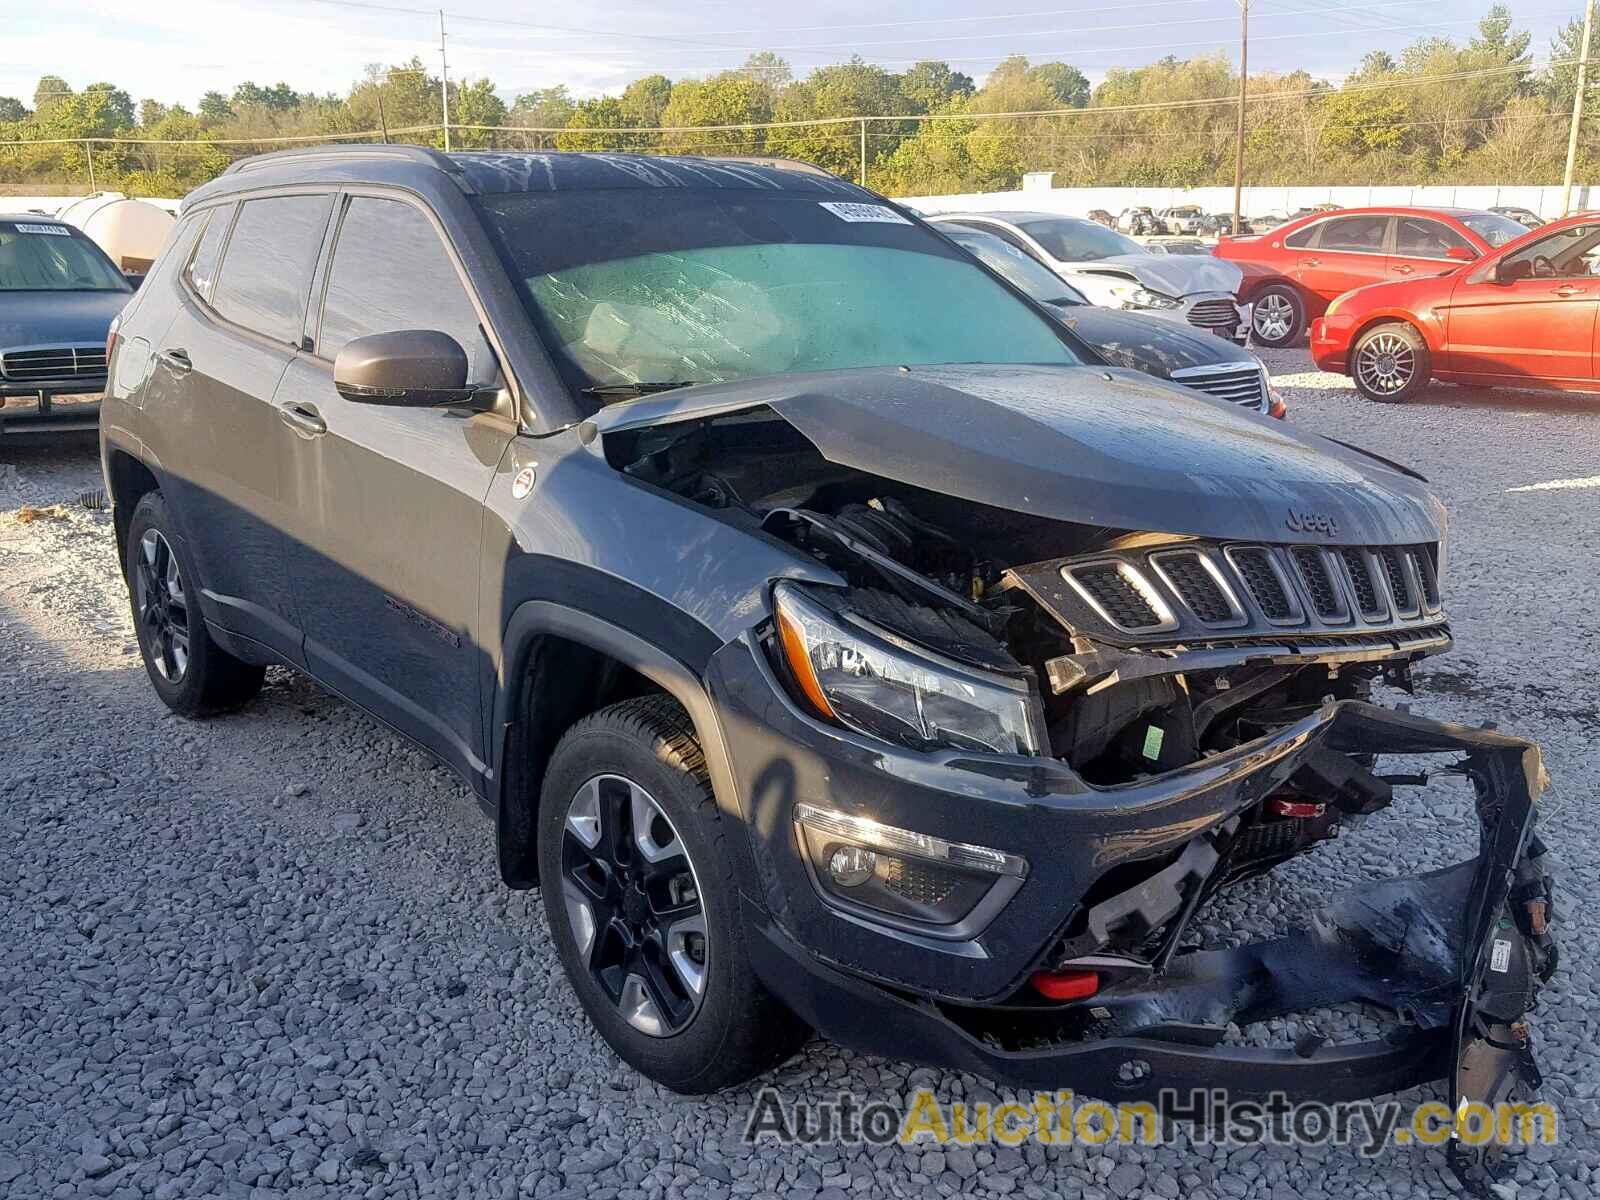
0,96 -> 28,122
658,73 -> 773,154
34,76 -> 71,115
451,77 -> 506,147
768,58 -> 914,177
1028,62 -> 1089,108
557,96 -> 637,151
198,91 -> 234,121
899,61 -> 974,113
620,75 -> 672,131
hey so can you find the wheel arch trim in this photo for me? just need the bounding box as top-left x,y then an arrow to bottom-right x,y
491,600 -> 748,892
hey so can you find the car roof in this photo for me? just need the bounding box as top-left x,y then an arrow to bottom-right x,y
0,213 -> 76,223
184,144 -> 871,209
930,211 -> 1100,226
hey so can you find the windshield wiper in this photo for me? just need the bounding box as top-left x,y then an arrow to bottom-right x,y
580,381 -> 703,400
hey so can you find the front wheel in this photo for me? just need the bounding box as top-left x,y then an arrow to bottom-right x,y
1351,321 -> 1431,403
1250,284 -> 1306,348
537,695 -> 809,1093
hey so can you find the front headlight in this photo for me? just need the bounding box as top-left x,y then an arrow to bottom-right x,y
1110,283 -> 1181,310
771,582 -> 1045,756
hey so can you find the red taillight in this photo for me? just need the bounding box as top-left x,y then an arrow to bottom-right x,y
1030,969 -> 1100,1001
1268,395 -> 1288,420
105,315 -> 121,363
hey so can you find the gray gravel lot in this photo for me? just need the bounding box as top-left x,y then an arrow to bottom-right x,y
2,352 -> 1598,1200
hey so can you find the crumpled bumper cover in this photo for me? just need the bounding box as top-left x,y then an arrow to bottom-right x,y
745,701 -> 1558,1140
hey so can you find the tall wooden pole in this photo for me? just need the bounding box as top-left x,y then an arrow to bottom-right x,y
1562,0 -> 1594,216
1232,0 -> 1249,236
439,9 -> 452,153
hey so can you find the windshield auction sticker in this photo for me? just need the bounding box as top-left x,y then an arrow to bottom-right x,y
12,223 -> 72,235
742,1088 -> 1559,1159
818,201 -> 912,225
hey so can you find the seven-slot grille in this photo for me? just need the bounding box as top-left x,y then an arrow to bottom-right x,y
1186,298 -> 1241,332
1052,542 -> 1441,636
1170,363 -> 1266,409
1,346 -> 108,383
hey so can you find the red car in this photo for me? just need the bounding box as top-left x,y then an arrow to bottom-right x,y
1214,206 -> 1528,348
1310,212 -> 1600,402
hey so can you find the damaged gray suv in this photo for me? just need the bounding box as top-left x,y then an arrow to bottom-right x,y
102,148 -> 1556,1187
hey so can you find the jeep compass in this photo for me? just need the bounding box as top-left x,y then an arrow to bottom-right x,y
102,148 -> 1555,1187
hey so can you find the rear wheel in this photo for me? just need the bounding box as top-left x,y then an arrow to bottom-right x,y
537,695 -> 809,1092
125,492 -> 265,716
1351,321 -> 1431,403
1250,284 -> 1306,348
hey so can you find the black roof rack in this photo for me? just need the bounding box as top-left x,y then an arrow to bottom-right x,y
223,143 -> 463,177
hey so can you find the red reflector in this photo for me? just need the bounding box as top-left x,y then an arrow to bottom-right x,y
1267,798 -> 1325,819
1030,969 -> 1100,1001
1268,395 -> 1288,420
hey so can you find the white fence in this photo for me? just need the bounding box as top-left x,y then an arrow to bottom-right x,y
902,180 -> 1599,221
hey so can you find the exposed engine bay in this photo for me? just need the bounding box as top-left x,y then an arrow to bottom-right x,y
610,406 -> 1450,890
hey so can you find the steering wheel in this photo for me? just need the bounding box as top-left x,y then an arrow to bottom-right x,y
1532,254 -> 1556,278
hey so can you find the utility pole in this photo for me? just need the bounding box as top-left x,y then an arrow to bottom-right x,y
439,9 -> 451,153
859,118 -> 867,187
1232,0 -> 1249,236
84,140 -> 96,191
1562,0 -> 1594,217
377,90 -> 391,143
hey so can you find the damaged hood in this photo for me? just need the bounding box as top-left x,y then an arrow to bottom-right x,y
589,363 -> 1445,546
1059,307 -> 1258,377
1067,253 -> 1243,299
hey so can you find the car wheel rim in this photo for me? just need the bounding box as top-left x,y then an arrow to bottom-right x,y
1253,295 -> 1295,341
135,529 -> 190,682
560,773 -> 708,1037
1355,333 -> 1416,396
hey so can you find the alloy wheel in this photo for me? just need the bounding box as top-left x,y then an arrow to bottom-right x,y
134,529 -> 190,682
1355,332 -> 1416,397
1253,294 -> 1295,342
560,773 -> 709,1037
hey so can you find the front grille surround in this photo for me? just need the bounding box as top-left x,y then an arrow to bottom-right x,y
1170,363 -> 1267,410
1,345 -> 109,383
1186,297 -> 1241,332
1010,539 -> 1447,649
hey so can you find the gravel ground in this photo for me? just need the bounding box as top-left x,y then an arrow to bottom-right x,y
2,354 -> 1598,1200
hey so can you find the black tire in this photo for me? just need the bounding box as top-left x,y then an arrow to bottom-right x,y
537,695 -> 809,1093
125,492 -> 265,716
1249,283 -> 1306,348
1350,320 -> 1432,404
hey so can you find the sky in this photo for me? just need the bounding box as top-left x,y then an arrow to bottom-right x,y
3,0 -> 1586,110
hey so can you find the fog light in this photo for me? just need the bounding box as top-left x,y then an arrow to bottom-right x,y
827,845 -> 877,887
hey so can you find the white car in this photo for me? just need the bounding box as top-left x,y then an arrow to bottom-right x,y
929,212 -> 1248,341
1157,205 -> 1206,235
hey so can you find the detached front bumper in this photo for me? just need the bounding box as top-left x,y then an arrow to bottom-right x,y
712,637 -> 1557,1115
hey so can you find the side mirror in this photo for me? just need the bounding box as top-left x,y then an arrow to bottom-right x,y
1488,258 -> 1529,285
1445,245 -> 1476,262
333,330 -> 474,406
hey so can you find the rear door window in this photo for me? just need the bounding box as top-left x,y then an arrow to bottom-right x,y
1395,217 -> 1472,260
1317,216 -> 1390,254
316,195 -> 492,381
210,194 -> 333,345
1284,223 -> 1320,249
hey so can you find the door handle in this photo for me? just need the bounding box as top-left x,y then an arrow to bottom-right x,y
1393,264 -> 1414,275
276,401 -> 326,436
157,347 -> 191,376
1552,284 -> 1587,297
1302,257 -> 1320,267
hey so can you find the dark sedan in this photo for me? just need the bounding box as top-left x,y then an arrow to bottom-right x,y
941,223 -> 1285,418
1,216 -> 133,436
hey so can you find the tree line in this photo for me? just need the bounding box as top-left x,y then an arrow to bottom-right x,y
3,5 -> 1596,198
